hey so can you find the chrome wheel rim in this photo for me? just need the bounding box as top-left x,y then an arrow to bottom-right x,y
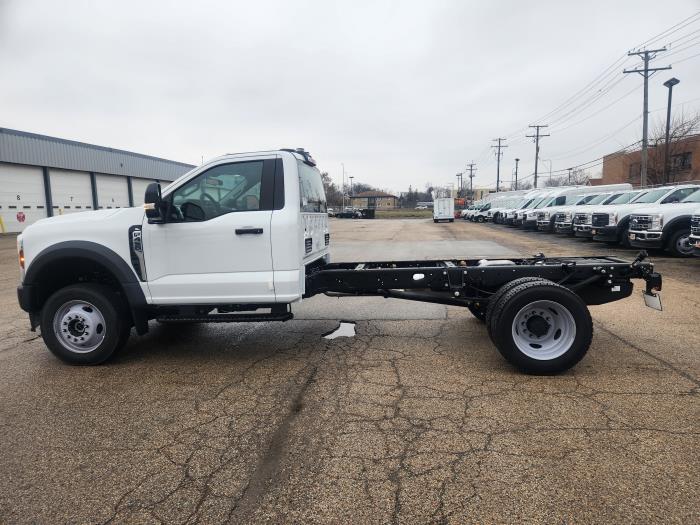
676,233 -> 693,255
511,300 -> 576,360
53,300 -> 106,353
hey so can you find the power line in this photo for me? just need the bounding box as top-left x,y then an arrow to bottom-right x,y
633,11 -> 700,49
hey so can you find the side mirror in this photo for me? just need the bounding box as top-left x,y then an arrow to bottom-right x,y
144,183 -> 164,222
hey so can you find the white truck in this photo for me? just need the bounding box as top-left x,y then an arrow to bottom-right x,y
590,185 -> 699,248
627,188 -> 700,257
433,198 -> 455,222
16,149 -> 663,374
573,190 -> 644,239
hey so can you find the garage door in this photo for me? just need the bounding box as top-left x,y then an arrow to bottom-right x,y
0,163 -> 47,233
96,174 -> 129,209
130,177 -> 156,206
49,169 -> 93,215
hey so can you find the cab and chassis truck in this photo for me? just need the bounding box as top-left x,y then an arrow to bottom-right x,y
16,149 -> 662,375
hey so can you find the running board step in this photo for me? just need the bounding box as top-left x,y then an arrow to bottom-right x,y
156,312 -> 293,323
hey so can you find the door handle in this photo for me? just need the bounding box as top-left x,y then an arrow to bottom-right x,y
235,228 -> 263,235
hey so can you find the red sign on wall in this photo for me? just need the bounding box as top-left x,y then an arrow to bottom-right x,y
16,212 -> 26,223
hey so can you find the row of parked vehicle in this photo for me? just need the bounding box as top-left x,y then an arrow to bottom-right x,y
461,183 -> 700,257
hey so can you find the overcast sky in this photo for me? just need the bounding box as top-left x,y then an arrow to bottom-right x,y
1,0 -> 699,193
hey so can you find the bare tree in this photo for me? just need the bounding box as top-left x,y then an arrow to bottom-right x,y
511,180 -> 533,190
542,168 -> 590,187
646,110 -> 700,185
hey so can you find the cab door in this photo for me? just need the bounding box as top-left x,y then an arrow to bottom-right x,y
142,156 -> 278,304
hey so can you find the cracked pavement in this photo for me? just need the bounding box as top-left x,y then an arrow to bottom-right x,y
0,219 -> 698,523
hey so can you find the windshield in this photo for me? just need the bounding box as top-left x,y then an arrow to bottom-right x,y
535,197 -> 553,208
586,193 -> 611,205
298,161 -> 327,212
681,188 -> 700,203
518,198 -> 535,209
609,191 -> 640,204
631,189 -> 668,204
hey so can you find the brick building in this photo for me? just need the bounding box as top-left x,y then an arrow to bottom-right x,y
350,191 -> 398,209
595,134 -> 699,187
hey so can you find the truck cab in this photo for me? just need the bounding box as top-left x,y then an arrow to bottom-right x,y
628,187 -> 700,257
17,149 -> 329,362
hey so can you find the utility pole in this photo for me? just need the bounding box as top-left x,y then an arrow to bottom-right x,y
514,158 -> 520,189
567,167 -> 573,184
624,48 -> 671,186
526,125 -> 549,188
349,175 -> 354,196
492,138 -> 507,192
466,162 -> 477,198
455,173 -> 463,197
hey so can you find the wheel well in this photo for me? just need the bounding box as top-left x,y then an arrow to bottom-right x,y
31,257 -> 124,311
663,218 -> 691,247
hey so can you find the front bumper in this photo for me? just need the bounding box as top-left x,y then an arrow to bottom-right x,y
536,220 -> 554,232
554,222 -> 573,233
628,230 -> 663,249
592,225 -> 619,243
522,219 -> 538,230
574,225 -> 594,238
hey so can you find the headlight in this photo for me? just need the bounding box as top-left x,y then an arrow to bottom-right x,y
542,211 -> 550,219
563,212 -> 572,221
650,214 -> 663,230
527,211 -> 537,218
609,212 -> 618,226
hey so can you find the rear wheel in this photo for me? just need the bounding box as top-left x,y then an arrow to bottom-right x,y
40,284 -> 131,365
666,228 -> 693,257
488,281 -> 592,374
485,277 -> 547,339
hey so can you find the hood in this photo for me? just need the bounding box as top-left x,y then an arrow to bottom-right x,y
628,202 -> 700,216
22,207 -> 145,240
588,202 -> 652,216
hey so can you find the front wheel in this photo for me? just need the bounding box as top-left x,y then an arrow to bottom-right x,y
489,281 -> 592,374
666,228 -> 694,257
40,284 -> 131,365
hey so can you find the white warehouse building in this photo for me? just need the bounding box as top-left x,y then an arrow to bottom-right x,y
0,128 -> 195,233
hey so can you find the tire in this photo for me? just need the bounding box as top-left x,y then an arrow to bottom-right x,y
666,228 -> 694,257
488,281 -> 593,374
40,284 -> 131,365
467,303 -> 486,322
477,216 -> 485,223
485,277 -> 547,339
433,219 -> 438,223
449,218 -> 454,223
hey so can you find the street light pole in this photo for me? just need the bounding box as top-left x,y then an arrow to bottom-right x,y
456,173 -> 463,197
663,77 -> 680,184
514,158 -> 520,189
349,175 -> 354,197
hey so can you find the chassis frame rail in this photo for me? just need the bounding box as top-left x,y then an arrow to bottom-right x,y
305,252 -> 661,307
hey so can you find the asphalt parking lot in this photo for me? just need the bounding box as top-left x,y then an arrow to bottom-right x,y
1,219 -> 698,524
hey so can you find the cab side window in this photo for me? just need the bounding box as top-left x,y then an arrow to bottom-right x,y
170,161 -> 265,221
662,187 -> 697,204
